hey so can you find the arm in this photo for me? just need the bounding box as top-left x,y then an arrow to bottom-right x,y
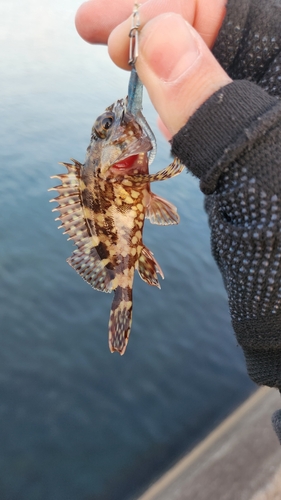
172,0 -> 281,438
75,0 -> 281,438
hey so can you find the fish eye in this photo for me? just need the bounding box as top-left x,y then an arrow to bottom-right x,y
92,112 -> 114,139
102,116 -> 113,130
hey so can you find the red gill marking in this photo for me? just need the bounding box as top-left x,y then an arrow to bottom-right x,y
113,154 -> 139,170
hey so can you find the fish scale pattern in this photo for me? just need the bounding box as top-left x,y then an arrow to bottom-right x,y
171,0 -> 281,437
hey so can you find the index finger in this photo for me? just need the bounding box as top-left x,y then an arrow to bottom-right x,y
75,0 -> 148,44
75,0 -> 226,49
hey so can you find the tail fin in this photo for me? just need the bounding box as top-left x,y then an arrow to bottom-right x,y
108,286 -> 133,355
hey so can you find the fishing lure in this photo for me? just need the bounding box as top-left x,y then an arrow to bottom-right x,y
50,4 -> 184,354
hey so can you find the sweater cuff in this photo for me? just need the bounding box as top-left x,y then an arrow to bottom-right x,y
171,80 -> 280,195
243,348 -> 281,387
233,314 -> 281,387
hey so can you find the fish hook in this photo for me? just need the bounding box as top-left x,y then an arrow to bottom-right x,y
127,2 -> 157,165
128,3 -> 140,66
127,3 -> 142,113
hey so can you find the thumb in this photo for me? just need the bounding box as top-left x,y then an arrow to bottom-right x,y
135,13 -> 232,136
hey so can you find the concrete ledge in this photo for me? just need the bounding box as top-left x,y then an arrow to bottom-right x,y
251,463 -> 281,500
137,387 -> 281,500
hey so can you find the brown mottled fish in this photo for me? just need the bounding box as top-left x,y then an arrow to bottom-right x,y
50,7 -> 184,354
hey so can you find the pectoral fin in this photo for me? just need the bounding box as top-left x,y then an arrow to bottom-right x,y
148,157 -> 185,182
137,246 -> 164,288
125,157 -> 185,184
146,192 -> 180,225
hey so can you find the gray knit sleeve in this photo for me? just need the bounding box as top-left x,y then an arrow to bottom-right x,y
171,0 -> 281,439
212,0 -> 281,98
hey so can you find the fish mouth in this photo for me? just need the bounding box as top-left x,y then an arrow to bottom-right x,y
110,153 -> 148,175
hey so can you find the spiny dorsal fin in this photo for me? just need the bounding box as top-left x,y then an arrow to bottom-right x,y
146,192 -> 180,225
50,160 -> 114,293
108,285 -> 133,355
137,246 -> 163,288
49,160 -> 90,245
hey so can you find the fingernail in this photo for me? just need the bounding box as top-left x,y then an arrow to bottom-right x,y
139,14 -> 200,83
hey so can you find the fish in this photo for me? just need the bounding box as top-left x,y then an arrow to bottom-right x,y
50,69 -> 184,355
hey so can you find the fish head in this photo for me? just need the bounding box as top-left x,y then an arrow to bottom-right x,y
85,98 -> 153,179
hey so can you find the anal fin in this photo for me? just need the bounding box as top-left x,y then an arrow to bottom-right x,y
109,286 -> 133,355
146,192 -> 180,225
137,246 -> 164,288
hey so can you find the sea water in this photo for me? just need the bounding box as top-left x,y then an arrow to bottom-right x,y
0,1 -> 255,499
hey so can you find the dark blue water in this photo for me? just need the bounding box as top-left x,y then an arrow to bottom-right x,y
0,1 -> 255,499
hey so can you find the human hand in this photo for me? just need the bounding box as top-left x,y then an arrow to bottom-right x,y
75,0 -> 232,138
